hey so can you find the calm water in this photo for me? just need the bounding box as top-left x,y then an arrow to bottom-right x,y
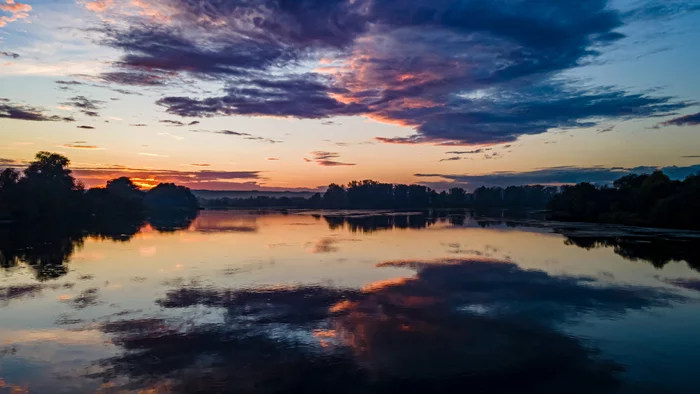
1,210 -> 700,393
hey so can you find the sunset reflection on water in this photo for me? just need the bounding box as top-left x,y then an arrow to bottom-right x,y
1,210 -> 700,393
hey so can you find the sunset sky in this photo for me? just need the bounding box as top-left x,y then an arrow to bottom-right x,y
1,0 -> 700,191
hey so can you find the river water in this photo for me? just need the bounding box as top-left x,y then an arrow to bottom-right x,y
1,210 -> 699,393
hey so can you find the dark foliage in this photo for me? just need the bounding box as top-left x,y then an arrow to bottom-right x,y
0,152 -> 201,280
548,170 -> 700,229
202,181 -> 557,209
0,152 -> 200,224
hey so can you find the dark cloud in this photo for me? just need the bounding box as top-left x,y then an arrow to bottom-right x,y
0,51 -> 19,59
111,88 -> 141,95
160,119 -> 185,126
681,155 -> 700,158
665,278 -> 700,292
447,149 -> 489,155
157,74 -> 366,118
129,123 -> 147,127
416,164 -> 700,189
77,125 -> 96,129
0,101 -> 76,122
439,157 -> 462,162
62,96 -> 105,117
60,144 -> 101,149
192,129 -> 280,144
55,80 -> 83,86
100,71 -> 167,86
188,120 -> 200,126
306,151 -> 356,167
91,0 -> 693,144
193,129 -> 249,136
661,112 -> 700,127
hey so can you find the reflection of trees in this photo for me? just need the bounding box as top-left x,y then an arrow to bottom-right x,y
0,223 -> 84,281
92,259 -> 680,393
147,210 -> 198,233
322,213 -> 438,233
564,237 -> 700,272
0,212 -> 198,281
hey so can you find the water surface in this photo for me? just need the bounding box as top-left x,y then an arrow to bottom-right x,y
1,210 -> 700,393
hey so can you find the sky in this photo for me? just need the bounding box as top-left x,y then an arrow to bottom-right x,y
1,0 -> 700,191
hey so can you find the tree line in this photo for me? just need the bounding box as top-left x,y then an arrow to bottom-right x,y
0,151 -> 199,224
202,181 -> 558,209
3,152 -> 699,230
548,170 -> 700,230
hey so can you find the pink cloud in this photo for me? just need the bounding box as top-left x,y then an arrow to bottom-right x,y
84,0 -> 113,13
0,0 -> 31,27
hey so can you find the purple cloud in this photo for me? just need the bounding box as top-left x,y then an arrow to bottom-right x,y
90,0 -> 694,145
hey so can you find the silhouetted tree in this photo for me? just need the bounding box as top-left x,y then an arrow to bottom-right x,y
144,183 -> 199,211
549,170 -> 700,229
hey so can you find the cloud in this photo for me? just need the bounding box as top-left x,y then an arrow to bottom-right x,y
681,155 -> 700,158
0,157 -> 24,165
266,157 -> 279,161
138,152 -> 169,157
159,119 -> 185,126
88,0 -> 694,145
190,163 -> 210,167
61,96 -> 105,118
77,125 -> 95,129
1,51 -> 19,58
446,149 -> 490,155
192,129 -> 280,144
83,0 -> 113,13
0,100 -> 76,122
0,0 -> 31,28
439,157 -> 462,162
99,71 -> 168,86
660,112 -> 700,127
129,123 -> 147,127
72,167 -> 264,190
416,164 -> 700,189
158,132 -> 184,140
306,151 -> 355,167
55,80 -> 83,86
59,144 -> 103,150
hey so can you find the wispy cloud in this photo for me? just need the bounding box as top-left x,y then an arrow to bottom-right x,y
61,96 -> 105,118
661,112 -> 700,127
1,51 -> 19,58
192,130 -> 280,144
59,144 -> 104,150
1,99 -> 75,122
158,132 -> 184,141
138,152 -> 169,158
306,151 -> 355,167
